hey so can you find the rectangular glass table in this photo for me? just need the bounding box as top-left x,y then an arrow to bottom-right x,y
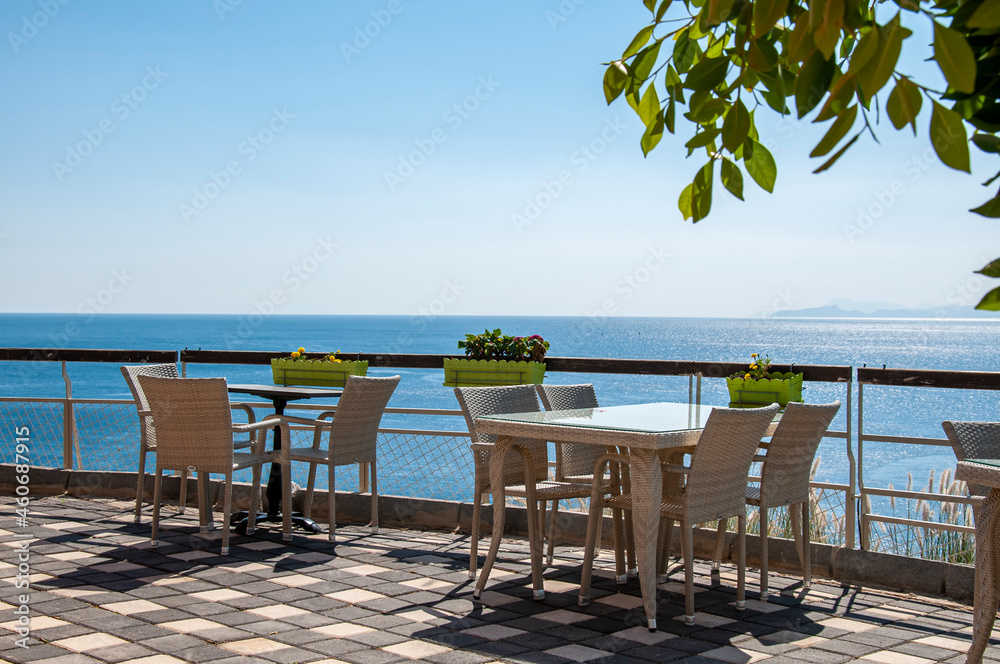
475,401 -> 715,631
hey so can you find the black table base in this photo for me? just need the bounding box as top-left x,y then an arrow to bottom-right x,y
230,510 -> 322,535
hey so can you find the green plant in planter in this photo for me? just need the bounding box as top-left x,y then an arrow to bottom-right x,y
726,353 -> 804,408
271,347 -> 368,387
445,329 -> 549,387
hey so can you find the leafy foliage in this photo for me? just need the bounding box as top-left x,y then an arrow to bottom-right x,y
609,0 -> 1000,309
458,329 -> 550,362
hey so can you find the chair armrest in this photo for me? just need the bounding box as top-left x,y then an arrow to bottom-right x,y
752,454 -> 767,463
662,463 -> 689,475
230,403 -> 257,424
281,413 -> 335,428
471,441 -> 493,452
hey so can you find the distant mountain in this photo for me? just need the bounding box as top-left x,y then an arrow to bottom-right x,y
772,304 -> 999,319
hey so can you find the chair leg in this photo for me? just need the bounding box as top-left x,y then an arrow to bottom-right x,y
469,486 -> 483,580
612,504 -> 627,584
151,468 -> 163,548
737,514 -> 746,610
222,474 -> 232,556
247,463 -> 261,536
657,517 -> 674,583
712,519 -> 728,586
281,458 -> 292,543
801,501 -> 812,589
370,461 -> 378,535
579,463 -> 609,606
178,468 -> 188,515
622,470 -> 637,578
328,465 -> 337,543
304,462 -> 318,521
545,499 -> 558,566
134,444 -> 148,524
760,506 -> 770,601
682,522 -> 695,625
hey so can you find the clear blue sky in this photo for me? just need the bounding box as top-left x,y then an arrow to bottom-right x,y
1,1 -> 996,318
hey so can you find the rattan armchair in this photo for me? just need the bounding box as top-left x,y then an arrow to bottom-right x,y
942,420 -> 1000,497
580,403 -> 779,625
279,375 -> 400,543
137,375 -> 282,555
455,385 -> 604,599
121,363 -> 256,526
723,401 -> 840,601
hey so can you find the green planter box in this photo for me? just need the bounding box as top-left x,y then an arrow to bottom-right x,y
443,358 -> 546,387
726,372 -> 804,407
271,358 -> 368,387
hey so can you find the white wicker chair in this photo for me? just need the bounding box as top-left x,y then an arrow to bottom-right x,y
580,403 -> 779,625
279,375 -> 400,543
137,375 -> 282,555
121,363 -> 257,526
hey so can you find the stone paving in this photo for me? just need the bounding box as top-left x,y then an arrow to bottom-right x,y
0,496 -> 991,664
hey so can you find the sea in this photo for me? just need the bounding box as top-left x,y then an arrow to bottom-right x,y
1,313 -> 999,497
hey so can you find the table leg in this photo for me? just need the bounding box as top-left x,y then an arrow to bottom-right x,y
969,489 -> 1000,664
629,448 -> 662,631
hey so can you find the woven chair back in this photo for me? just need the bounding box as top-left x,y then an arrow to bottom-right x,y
685,404 -> 779,524
121,363 -> 180,448
327,375 -> 400,466
758,401 -> 840,508
454,385 -> 548,485
942,420 -> 1000,496
136,375 -> 235,474
535,384 -> 601,479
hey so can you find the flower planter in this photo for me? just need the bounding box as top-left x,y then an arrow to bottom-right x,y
271,358 -> 368,388
442,358 -> 546,387
726,371 -> 804,407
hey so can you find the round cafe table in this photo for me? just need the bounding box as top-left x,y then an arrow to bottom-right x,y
227,384 -> 342,533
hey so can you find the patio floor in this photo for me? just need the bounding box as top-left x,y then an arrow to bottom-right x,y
0,495 -> 988,664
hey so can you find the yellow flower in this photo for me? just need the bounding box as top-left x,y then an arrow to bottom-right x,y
334,358 -> 342,363
297,347 -> 305,353
751,353 -> 758,358
750,363 -> 757,370
290,351 -> 301,358
744,373 -> 751,380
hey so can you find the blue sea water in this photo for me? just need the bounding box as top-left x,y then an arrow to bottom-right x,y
1,313 -> 998,493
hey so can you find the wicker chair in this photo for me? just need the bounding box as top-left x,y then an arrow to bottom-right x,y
455,385 -> 603,599
580,403 -> 779,625
535,383 -> 634,573
278,375 -> 400,542
121,363 -> 256,526
942,421 -> 1000,497
137,375 -> 282,555
718,401 -> 840,601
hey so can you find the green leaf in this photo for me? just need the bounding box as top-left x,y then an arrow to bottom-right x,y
684,56 -> 730,91
886,76 -> 922,134
934,22 -> 977,94
666,95 -> 676,133
812,0 -> 845,60
812,131 -> 860,173
930,101 -> 971,173
971,190 -> 1000,217
623,25 -> 655,60
721,99 -> 751,152
973,134 -> 1000,154
815,72 -> 856,121
638,84 -> 661,126
603,62 -> 628,104
810,104 -> 858,157
787,14 -> 816,62
795,51 -> 836,118
976,258 -> 1000,277
969,0 -> 1000,29
847,27 -> 879,75
748,37 -> 779,72
857,14 -> 906,103
720,157 -> 745,200
656,0 -> 674,20
753,0 -> 790,37
641,111 -> 665,156
708,0 -> 736,26
643,0 -> 656,11
629,41 -> 662,81
745,139 -> 777,192
673,31 -> 700,74
975,286 -> 1000,311
685,126 -> 721,150
691,160 -> 715,222
679,183 -> 694,220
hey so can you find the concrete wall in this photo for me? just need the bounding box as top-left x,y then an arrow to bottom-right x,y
0,464 -> 973,604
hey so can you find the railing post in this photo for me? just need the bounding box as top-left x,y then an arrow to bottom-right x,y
857,379 -> 869,550
61,361 -> 75,470
845,375 -> 856,549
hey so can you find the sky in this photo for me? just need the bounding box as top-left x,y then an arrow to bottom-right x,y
1,1 -> 998,319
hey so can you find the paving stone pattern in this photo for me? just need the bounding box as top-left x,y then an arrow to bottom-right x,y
0,496 -> 992,663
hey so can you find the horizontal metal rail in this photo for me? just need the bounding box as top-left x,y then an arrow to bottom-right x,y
865,487 -> 981,506
868,514 -> 975,534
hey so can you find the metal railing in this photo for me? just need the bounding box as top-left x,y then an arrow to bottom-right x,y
0,346 -> 986,562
